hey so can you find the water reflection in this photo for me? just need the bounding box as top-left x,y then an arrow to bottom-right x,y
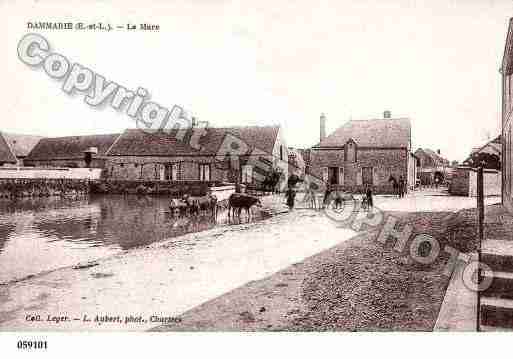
0,195 -> 225,283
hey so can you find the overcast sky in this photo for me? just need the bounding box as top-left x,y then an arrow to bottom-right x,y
1,0 -> 512,161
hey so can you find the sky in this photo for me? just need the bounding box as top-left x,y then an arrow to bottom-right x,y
1,0 -> 512,162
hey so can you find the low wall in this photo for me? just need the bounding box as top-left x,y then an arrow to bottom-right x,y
90,180 -> 232,197
0,167 -> 102,180
211,185 -> 238,202
0,178 -> 90,199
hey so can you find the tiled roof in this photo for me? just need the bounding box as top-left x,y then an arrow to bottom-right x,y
0,133 -> 17,163
421,148 -> 450,165
2,133 -> 43,157
316,118 -> 411,148
107,126 -> 280,156
463,135 -> 502,164
25,134 -> 120,161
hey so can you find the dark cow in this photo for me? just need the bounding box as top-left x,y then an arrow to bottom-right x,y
228,193 -> 262,218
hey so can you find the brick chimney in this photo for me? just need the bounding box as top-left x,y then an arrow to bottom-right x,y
320,113 -> 326,142
383,110 -> 391,119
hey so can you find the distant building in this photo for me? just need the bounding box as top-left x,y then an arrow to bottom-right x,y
104,126 -> 288,185
24,134 -> 120,168
462,135 -> 501,170
0,132 -> 42,166
502,18 -> 513,212
414,148 -> 450,186
309,112 -> 416,194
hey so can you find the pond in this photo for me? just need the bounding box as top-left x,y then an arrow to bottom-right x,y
0,195 -> 266,284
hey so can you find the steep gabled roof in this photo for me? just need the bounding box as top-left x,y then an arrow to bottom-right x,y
107,126 -> 280,156
0,133 -> 17,163
2,133 -> 44,157
315,118 -> 411,148
25,134 -> 120,161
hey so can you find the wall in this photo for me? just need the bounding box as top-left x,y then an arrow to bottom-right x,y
449,168 -> 470,196
271,127 -> 289,190
24,158 -> 106,169
105,156 -> 229,182
0,167 -> 102,179
408,152 -> 417,190
450,167 -> 501,197
468,170 -> 502,197
504,95 -> 513,212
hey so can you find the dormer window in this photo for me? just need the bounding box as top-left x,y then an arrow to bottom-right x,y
345,139 -> 357,163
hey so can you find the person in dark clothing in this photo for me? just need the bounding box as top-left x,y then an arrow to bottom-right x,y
322,186 -> 332,209
285,187 -> 296,210
398,175 -> 405,198
366,185 -> 373,210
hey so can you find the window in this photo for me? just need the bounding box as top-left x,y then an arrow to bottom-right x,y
242,165 -> 253,184
280,146 -> 284,161
362,167 -> 373,185
199,163 -> 211,181
164,163 -> 181,181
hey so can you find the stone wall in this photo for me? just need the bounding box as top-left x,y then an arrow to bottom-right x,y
90,179 -> 226,196
0,178 -> 90,199
449,168 -> 470,196
449,168 -> 501,197
104,156 -> 230,182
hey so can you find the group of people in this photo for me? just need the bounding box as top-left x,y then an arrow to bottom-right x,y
283,175 -> 374,212
390,175 -> 407,198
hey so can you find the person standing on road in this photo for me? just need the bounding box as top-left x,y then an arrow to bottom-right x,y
366,185 -> 374,211
398,175 -> 405,198
285,186 -> 296,210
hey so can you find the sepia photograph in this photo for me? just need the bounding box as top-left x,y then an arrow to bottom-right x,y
1,0 -> 513,355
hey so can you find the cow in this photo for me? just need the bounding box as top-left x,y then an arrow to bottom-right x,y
227,193 -> 262,218
181,194 -> 217,217
169,198 -> 188,216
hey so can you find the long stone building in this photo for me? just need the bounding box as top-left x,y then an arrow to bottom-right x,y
20,125 -> 289,186
308,111 -> 417,194
104,126 -> 288,184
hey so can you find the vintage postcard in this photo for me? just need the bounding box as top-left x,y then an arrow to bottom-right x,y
1,0 -> 513,353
